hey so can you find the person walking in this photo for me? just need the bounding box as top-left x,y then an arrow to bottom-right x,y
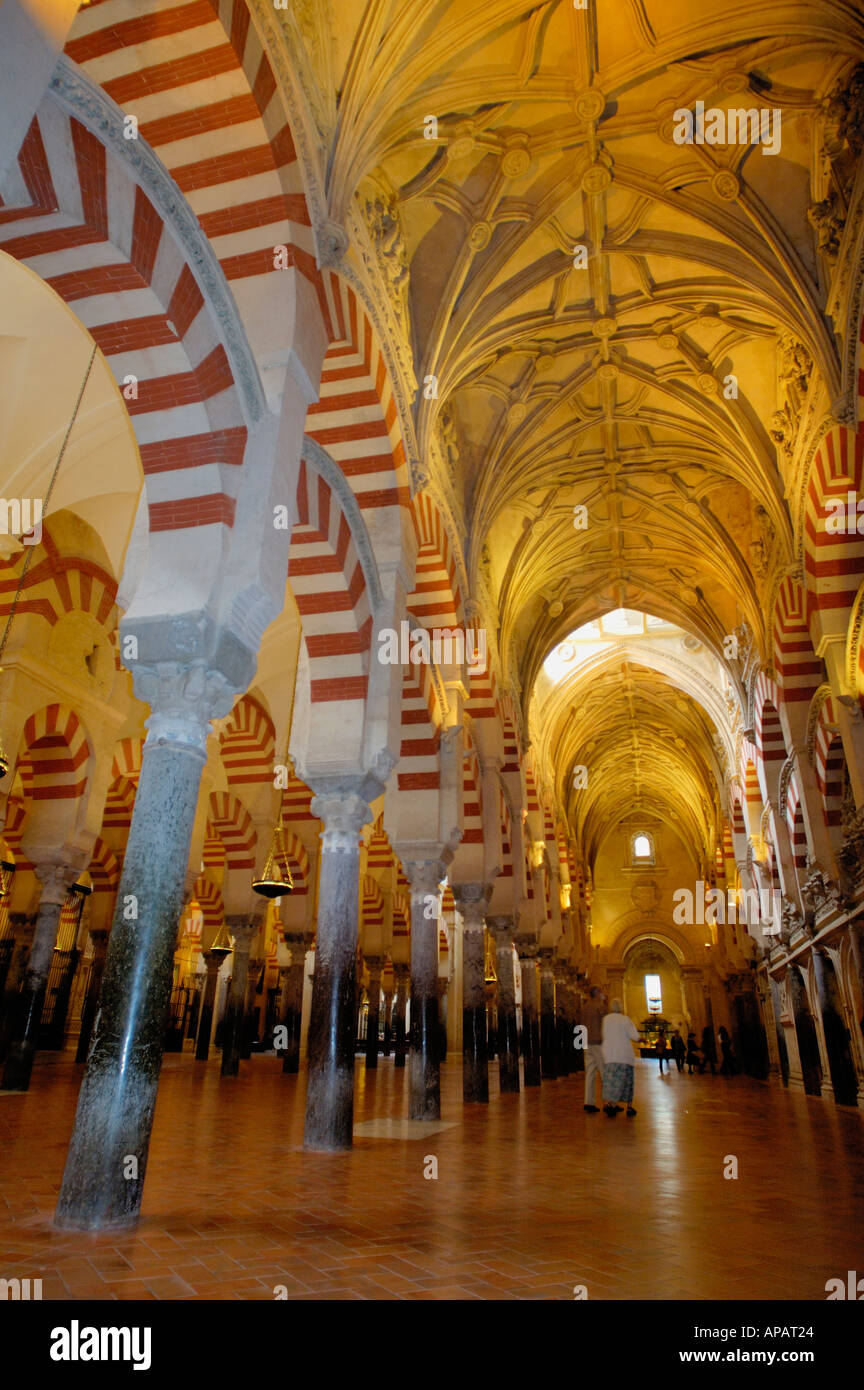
602,1000 -> 640,1117
686,1030 -> 700,1074
655,1026 -> 669,1074
719,1025 -> 737,1076
670,1028 -> 686,1073
581,985 -> 607,1112
701,1024 -> 718,1075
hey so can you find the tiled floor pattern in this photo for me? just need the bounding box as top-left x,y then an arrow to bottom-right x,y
1,1053 -> 862,1300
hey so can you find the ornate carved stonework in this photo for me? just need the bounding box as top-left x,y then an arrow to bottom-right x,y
362,193 -> 410,334
770,335 -> 812,458
807,192 -> 843,262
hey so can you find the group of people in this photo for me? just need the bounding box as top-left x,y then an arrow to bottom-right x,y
655,1024 -> 737,1076
581,987 -> 739,1119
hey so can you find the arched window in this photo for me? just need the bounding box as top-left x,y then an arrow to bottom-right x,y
631,832 -> 654,865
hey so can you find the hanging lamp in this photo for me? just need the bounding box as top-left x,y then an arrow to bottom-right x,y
0,859 -> 15,900
252,820 -> 294,899
0,344 -> 98,780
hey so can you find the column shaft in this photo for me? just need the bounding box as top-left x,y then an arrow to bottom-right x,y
365,960 -> 383,1070
406,863 -> 444,1120
303,792 -> 369,1151
3,868 -> 74,1091
280,955 -> 306,1074
55,736 -> 206,1229
492,928 -> 519,1093
519,952 -> 541,1086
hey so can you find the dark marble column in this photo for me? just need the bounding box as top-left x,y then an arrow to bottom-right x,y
195,948 -> 228,1062
280,933 -> 308,1074
517,942 -> 541,1086
555,967 -> 571,1077
3,863 -> 79,1091
539,950 -> 558,1080
364,956 -> 384,1070
55,661 -> 235,1231
392,962 -> 409,1068
571,981 -> 585,1072
220,922 -> 257,1076
489,916 -> 519,1092
382,988 -> 394,1056
0,913 -> 36,1060
404,860 -> 445,1119
240,955 -> 261,1058
75,929 -> 110,1064
304,790 -> 373,1152
454,883 -> 490,1103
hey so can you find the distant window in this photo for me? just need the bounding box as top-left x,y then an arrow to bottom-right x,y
631,832 -> 654,864
645,974 -> 662,1013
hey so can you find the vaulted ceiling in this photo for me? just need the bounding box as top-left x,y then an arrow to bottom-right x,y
280,0 -> 860,860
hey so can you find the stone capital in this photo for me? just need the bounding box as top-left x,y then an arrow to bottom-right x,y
402,858 -> 448,897
226,919 -> 259,951
487,914 -> 517,943
453,881 -> 491,930
516,940 -> 540,961
310,790 -> 374,852
136,661 -> 237,758
34,860 -> 82,907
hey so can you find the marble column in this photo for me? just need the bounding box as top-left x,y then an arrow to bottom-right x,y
240,956 -> 261,1058
454,884 -> 490,1103
518,942 -> 541,1086
220,922 -> 258,1076
571,982 -> 585,1072
555,967 -> 571,1077
364,956 -> 384,1070
539,949 -> 558,1080
489,917 -> 519,1092
303,791 -> 372,1151
2,862 -> 79,1091
392,962 -> 409,1068
382,988 -> 394,1056
195,949 -> 226,1062
55,661 -> 235,1231
404,860 -> 446,1120
0,912 -> 36,1058
280,933 -> 308,1074
75,929 -> 109,1064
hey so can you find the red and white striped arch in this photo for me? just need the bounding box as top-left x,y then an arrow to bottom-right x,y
813,695 -> 846,832
64,0 -> 327,356
784,773 -> 808,872
219,692 -> 275,785
18,704 -> 89,801
396,662 -> 440,794
288,459 -> 372,729
361,874 -> 385,935
0,105 -> 247,536
407,492 -> 462,629
462,731 -> 483,849
753,672 -> 788,802
803,423 -> 864,639
278,827 -> 310,898
2,797 -> 32,871
206,789 -> 256,869
773,576 -> 823,719
0,527 -> 117,632
87,836 -> 121,894
102,736 -> 143,831
193,872 -> 224,933
307,278 -> 410,523
280,768 -> 317,828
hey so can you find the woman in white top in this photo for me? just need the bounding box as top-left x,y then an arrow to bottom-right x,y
601,1000 -> 640,1117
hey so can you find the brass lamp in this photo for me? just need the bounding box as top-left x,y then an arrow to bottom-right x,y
252,822 -> 294,899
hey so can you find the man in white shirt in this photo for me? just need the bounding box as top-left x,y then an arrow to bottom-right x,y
601,999 -> 640,1117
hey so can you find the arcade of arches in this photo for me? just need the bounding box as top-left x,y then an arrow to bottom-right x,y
1,0 -> 864,1301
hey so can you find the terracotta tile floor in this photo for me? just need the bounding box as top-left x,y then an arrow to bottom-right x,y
1,1053 -> 862,1300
